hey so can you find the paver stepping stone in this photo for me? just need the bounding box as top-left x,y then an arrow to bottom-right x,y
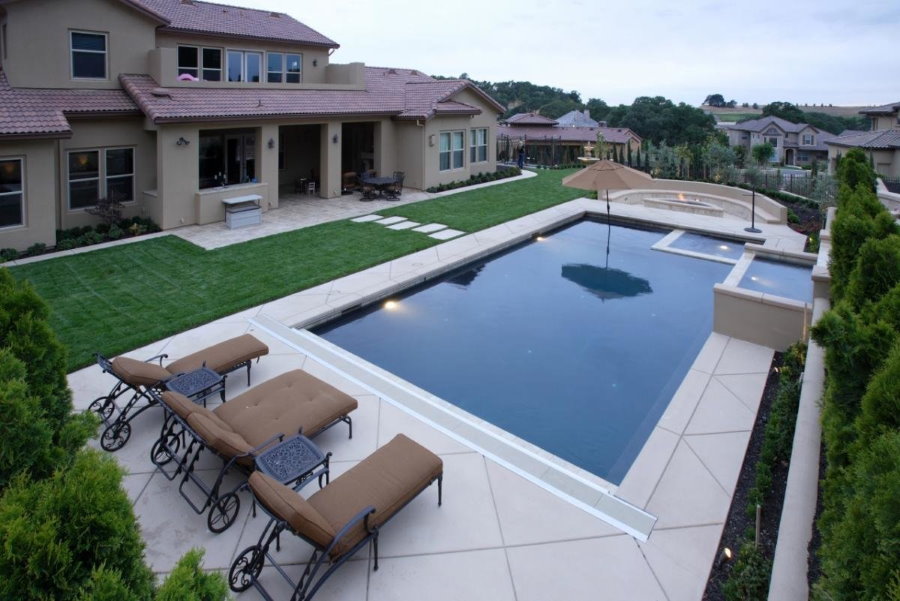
430,228 -> 465,240
375,216 -> 408,225
412,223 -> 448,233
388,221 -> 421,230
351,214 -> 384,223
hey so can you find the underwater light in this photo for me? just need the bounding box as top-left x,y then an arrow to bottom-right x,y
384,300 -> 399,310
535,235 -> 546,242
719,244 -> 729,251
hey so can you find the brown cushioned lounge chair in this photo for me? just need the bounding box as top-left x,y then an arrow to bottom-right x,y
229,434 -> 443,601
151,369 -> 358,533
91,334 -> 269,451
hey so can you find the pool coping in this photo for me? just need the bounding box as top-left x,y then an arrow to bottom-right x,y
256,197 -> 804,541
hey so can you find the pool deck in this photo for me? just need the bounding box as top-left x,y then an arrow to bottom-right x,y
68,196 -> 806,601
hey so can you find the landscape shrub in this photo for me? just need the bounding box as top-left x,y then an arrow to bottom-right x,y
76,568 -> 141,601
723,541 -> 772,601
425,167 -> 520,193
25,242 -> 46,257
0,248 -> 17,262
155,549 -> 229,601
0,450 -> 155,601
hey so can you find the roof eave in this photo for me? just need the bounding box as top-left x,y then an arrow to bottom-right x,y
151,109 -> 400,124
158,27 -> 340,49
0,130 -> 71,141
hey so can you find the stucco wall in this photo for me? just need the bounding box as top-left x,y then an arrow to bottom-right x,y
395,122 -> 425,190
0,139 -> 57,251
2,0 -> 157,89
59,117 -> 157,230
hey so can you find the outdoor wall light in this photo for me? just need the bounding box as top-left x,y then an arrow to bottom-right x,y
332,134 -> 339,144
176,137 -> 190,146
267,138 -> 275,149
312,58 -> 318,67
428,134 -> 435,147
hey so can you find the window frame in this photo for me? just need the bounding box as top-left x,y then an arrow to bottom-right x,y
70,30 -> 107,80
470,127 -> 488,163
226,49 -> 263,83
66,147 -> 135,211
439,130 -> 466,171
0,157 -> 24,229
266,52 -> 303,84
801,134 -> 814,146
176,45 -> 222,82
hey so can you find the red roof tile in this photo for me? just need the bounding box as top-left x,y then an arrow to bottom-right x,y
505,112 -> 558,126
497,124 -> 641,145
0,71 -> 140,138
132,0 -> 339,47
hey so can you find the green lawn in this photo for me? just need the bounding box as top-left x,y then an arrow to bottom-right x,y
10,168 -> 582,370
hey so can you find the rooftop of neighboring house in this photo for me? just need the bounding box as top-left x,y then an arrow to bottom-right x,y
0,66 -> 503,138
827,129 -> 900,150
859,101 -> 900,116
726,115 -> 813,135
127,0 -> 339,47
504,112 -> 559,126
496,123 -> 640,145
555,110 -> 600,128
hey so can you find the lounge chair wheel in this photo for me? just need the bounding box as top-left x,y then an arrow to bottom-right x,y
100,422 -> 131,452
150,433 -> 180,466
88,396 -> 115,421
208,492 -> 240,533
228,545 -> 264,592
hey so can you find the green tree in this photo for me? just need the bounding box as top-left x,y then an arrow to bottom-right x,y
585,98 -> 610,122
704,93 -> 725,107
751,142 -> 774,165
155,549 -> 229,601
762,101 -> 805,123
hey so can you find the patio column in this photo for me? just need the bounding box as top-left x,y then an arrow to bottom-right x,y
320,121 -> 341,198
156,125 -> 199,229
374,120 -> 396,177
259,124 -> 279,210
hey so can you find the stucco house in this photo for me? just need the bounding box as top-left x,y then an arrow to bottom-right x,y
497,112 -> 641,165
0,0 -> 504,250
825,101 -> 900,179
717,116 -> 834,166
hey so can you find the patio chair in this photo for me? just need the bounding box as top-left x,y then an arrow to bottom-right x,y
360,181 -> 378,201
229,434 -> 443,601
90,334 -> 269,452
150,368 -> 358,533
385,172 -> 405,200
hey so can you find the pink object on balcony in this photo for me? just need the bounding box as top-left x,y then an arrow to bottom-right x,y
178,73 -> 199,82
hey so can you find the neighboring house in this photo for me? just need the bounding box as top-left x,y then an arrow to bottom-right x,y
825,101 -> 900,178
717,116 -> 834,166
555,109 -> 600,128
0,0 -> 504,251
497,112 -> 641,165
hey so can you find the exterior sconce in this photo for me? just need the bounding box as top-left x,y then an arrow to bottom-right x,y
428,134 -> 435,147
176,136 -> 190,146
267,138 -> 275,149
312,58 -> 318,67
332,134 -> 339,144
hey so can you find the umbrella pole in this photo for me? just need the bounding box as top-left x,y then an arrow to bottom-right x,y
606,189 -> 611,221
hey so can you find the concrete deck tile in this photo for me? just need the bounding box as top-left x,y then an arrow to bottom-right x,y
374,216 -> 407,225
386,220 -> 421,230
646,440 -> 731,529
685,430 -> 753,495
656,369 -> 711,435
208,305 -> 263,325
234,556 -> 369,601
300,355 -> 374,398
684,377 -> 756,435
616,426 -> 679,510
87,408 -> 166,474
486,460 -> 620,546
377,401 -> 471,455
715,372 -> 770,411
258,294 -> 330,322
376,453 -> 504,557
429,228 -> 465,240
412,223 -> 448,233
350,214 -> 384,222
691,332 -> 730,374
243,325 -> 305,357
304,394 -> 379,463
507,536 -> 666,601
714,338 -> 774,375
368,549 -> 516,601
122,472 -> 154,505
639,524 -> 724,601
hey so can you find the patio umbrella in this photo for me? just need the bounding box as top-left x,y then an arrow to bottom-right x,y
561,160 -> 652,216
561,221 -> 652,302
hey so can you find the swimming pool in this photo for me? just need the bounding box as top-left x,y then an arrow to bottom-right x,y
739,257 -> 813,302
314,220 -> 731,484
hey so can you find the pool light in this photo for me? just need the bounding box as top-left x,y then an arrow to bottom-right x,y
384,300 -> 399,310
535,235 -> 546,242
719,244 -> 729,251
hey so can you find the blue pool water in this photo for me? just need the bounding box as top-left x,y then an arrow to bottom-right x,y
739,258 -> 813,303
315,220 -> 731,484
669,231 -> 745,261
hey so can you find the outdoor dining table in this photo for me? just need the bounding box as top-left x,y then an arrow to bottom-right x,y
360,175 -> 399,199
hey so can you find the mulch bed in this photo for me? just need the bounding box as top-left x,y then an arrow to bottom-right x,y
702,352 -> 790,600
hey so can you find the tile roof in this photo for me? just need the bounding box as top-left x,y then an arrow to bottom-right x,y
118,67 -> 502,123
730,115 -> 810,134
0,71 -> 140,138
497,124 -> 641,145
826,129 -> 900,150
505,112 -> 558,126
555,110 -> 599,128
131,0 -> 339,47
859,101 -> 900,116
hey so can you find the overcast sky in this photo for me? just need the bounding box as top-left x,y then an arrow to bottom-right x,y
237,0 -> 897,107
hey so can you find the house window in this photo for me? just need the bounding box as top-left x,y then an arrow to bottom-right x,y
470,128 -> 488,163
801,134 -> 814,145
265,53 -> 302,83
71,31 -> 107,79
766,136 -> 778,147
0,158 -> 23,228
226,50 -> 262,82
439,131 -> 465,171
1,23 -> 7,61
67,148 -> 134,209
177,46 -> 222,81
797,153 -> 809,162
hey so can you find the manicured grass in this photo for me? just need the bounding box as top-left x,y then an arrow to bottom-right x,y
10,168 -> 584,371
378,168 -> 582,231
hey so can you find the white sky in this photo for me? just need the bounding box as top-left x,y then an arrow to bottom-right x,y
236,0 -> 898,107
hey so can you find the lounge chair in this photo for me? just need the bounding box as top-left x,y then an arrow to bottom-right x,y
150,369 -> 358,533
90,334 -> 269,451
229,434 -> 443,600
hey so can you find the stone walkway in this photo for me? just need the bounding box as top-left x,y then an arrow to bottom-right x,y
351,214 -> 464,240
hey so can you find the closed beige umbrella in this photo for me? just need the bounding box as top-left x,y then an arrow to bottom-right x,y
562,159 -> 652,215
